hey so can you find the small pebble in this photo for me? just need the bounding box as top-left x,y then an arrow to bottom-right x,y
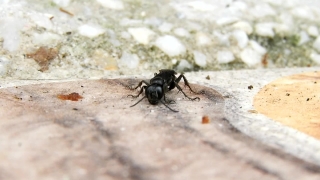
216,50 -> 235,64
193,51 -> 207,67
291,7 -> 314,20
313,36 -> 320,52
53,0 -> 70,7
120,52 -> 140,69
255,22 -> 275,37
127,27 -> 155,45
186,1 -> 216,12
173,28 -> 190,37
298,31 -> 310,45
158,22 -> 173,33
249,40 -> 267,55
96,0 -> 124,10
232,21 -> 253,35
195,32 -> 211,46
240,47 -> 262,67
0,17 -> 24,52
310,52 -> 320,64
0,57 -> 9,76
155,35 -> 186,57
176,59 -> 193,71
216,17 -> 239,26
78,24 -> 105,38
232,30 -> 248,49
32,32 -> 61,46
308,26 -> 319,37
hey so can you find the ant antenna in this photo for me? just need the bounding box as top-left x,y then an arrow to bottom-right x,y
130,96 -> 146,107
160,100 -> 179,112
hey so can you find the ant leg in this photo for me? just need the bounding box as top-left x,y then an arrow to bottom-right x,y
174,82 -> 200,101
128,86 -> 146,98
175,74 -> 198,94
128,80 -> 150,90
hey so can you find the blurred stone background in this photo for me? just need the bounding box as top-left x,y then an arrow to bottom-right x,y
0,0 -> 320,79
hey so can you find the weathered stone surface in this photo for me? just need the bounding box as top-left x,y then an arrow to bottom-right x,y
0,79 -> 319,179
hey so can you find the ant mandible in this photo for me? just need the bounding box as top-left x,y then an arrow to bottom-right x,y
127,69 -> 200,112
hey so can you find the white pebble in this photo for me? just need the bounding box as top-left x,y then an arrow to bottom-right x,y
291,7 -> 314,20
29,13 -> 53,30
310,52 -> 320,64
120,52 -> 140,69
186,1 -> 216,12
216,17 -> 239,26
0,57 -> 9,76
127,27 -> 155,45
251,4 -> 276,18
52,0 -> 70,7
0,17 -> 24,52
232,30 -> 248,49
313,36 -> 320,52
231,1 -> 248,11
298,31 -> 310,45
155,35 -> 186,57
232,21 -> 253,35
120,31 -> 131,39
307,26 -> 319,37
176,59 -> 193,71
195,32 -> 211,46
78,24 -> 105,38
171,58 -> 178,65
216,50 -> 235,64
274,24 -> 290,36
32,32 -> 61,46
173,28 -> 190,37
240,48 -> 262,67
96,0 -> 124,10
158,22 -> 173,33
255,22 -> 275,37
119,18 -> 143,26
213,31 -> 230,46
249,40 -> 267,55
193,51 -> 207,67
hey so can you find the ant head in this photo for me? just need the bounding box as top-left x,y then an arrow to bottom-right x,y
145,85 -> 163,104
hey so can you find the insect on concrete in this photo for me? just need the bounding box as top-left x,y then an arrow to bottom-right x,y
127,69 -> 200,112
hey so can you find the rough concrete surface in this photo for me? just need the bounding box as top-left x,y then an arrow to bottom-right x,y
1,68 -> 320,179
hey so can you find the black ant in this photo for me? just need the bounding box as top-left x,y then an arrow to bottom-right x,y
127,69 -> 200,112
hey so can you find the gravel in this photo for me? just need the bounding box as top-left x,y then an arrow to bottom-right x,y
0,0 -> 320,79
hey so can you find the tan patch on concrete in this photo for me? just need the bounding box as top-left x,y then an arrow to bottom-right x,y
254,71 -> 320,139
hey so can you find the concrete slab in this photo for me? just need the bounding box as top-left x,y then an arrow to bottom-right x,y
1,68 -> 320,179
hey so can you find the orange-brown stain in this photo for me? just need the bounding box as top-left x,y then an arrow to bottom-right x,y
26,46 -> 59,72
57,92 -> 83,101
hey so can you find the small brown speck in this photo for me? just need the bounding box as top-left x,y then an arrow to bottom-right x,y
59,7 -> 74,16
286,93 -> 290,96
306,98 -> 310,101
202,116 -> 210,124
262,53 -> 268,67
205,75 -> 210,80
248,110 -> 258,113
248,85 -> 253,90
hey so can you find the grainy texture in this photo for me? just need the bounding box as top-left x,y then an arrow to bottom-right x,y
254,71 -> 320,139
0,78 -> 319,179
